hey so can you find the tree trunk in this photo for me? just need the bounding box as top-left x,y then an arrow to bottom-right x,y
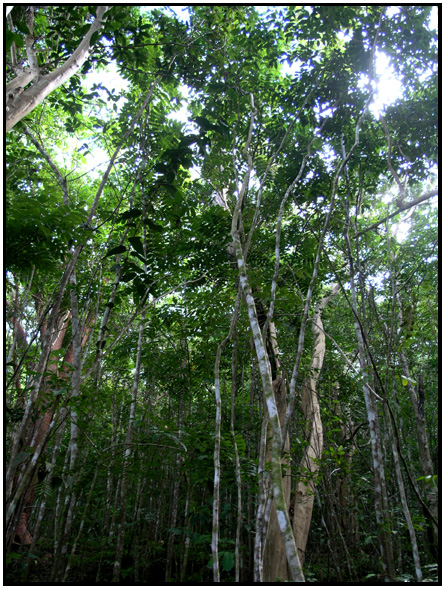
6,6 -> 111,132
293,286 -> 338,565
230,342 -> 243,582
112,313 -> 145,582
263,374 -> 291,582
232,229 -> 304,582
385,404 -> 423,581
8,310 -> 71,546
347,276 -> 395,579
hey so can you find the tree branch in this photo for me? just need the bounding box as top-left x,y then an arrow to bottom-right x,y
22,125 -> 69,205
355,189 -> 438,237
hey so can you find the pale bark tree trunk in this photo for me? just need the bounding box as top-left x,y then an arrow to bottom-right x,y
227,90 -> 310,582
293,285 -> 339,564
263,373 -> 291,582
395,293 -> 437,551
211,293 -> 240,582
345,263 -> 394,579
180,486 -> 191,583
232,229 -> 304,582
384,403 -> 423,581
51,271 -> 93,581
6,6 -> 111,132
230,342 -> 243,582
340,111 -> 395,577
112,311 -> 145,582
211,335 -> 224,583
253,418 -> 268,582
63,464 -> 99,581
261,317 -> 291,581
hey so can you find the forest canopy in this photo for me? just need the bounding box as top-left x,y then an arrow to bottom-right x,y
5,5 -> 438,584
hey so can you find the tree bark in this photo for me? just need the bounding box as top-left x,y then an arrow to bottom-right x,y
263,374 -> 291,582
232,230 -> 304,582
385,403 -> 423,581
293,285 -> 339,565
6,6 -> 111,132
112,312 -> 145,582
346,270 -> 395,580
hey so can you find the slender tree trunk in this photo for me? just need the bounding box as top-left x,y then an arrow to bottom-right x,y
253,418 -> 268,582
52,270 -> 90,580
112,313 -> 145,582
211,338 -> 223,583
396,295 -> 437,549
63,464 -> 99,581
7,307 -> 71,547
346,270 -> 394,579
384,404 -> 423,581
230,342 -> 243,582
180,483 -> 191,583
211,294 -> 240,582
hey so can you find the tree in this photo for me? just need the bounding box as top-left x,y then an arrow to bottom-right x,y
6,5 -> 437,584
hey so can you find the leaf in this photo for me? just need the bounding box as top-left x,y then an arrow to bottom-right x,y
221,551 -> 235,571
119,208 -> 143,221
14,20 -> 31,35
160,183 -> 179,198
400,374 -> 416,385
129,236 -> 145,256
52,388 -> 67,397
104,245 -> 127,257
6,31 -> 23,52
89,30 -> 101,47
11,451 -> 32,469
144,219 -> 163,231
193,116 -> 216,131
78,23 -> 92,36
121,272 -> 137,283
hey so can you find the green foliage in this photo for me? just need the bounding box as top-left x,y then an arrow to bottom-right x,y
5,4 -> 437,585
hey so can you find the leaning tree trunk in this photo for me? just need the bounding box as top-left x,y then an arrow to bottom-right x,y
251,299 -> 292,582
293,285 -> 339,565
8,309 -> 71,547
395,292 -> 437,551
232,229 -> 304,582
6,6 -> 111,132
